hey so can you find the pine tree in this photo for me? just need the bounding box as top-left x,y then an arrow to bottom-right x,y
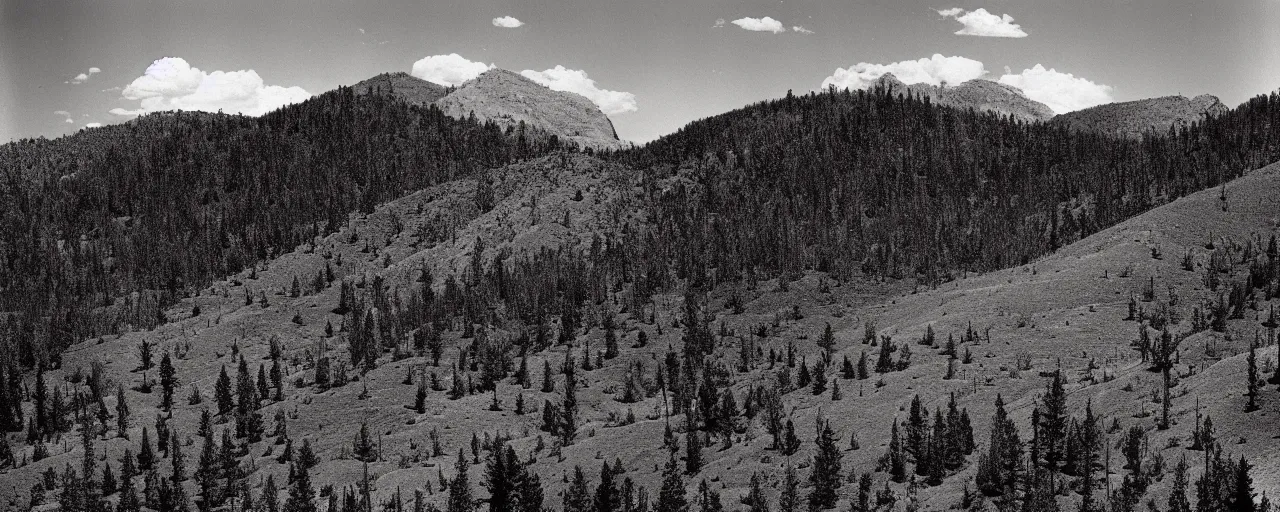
159,352 -> 177,411
696,479 -> 723,512
818,322 -> 835,356
595,460 -> 621,512
447,449 -> 474,512
215,366 -> 233,416
138,426 -> 155,470
779,463 -> 800,512
116,384 -> 130,438
283,461 -> 317,512
1038,372 -> 1067,472
1245,335 -> 1260,412
745,472 -> 770,512
875,336 -> 894,374
685,427 -> 703,475
170,431 -> 186,483
855,473 -> 873,512
1231,456 -> 1255,512
888,420 -> 906,483
808,420 -> 842,509
657,451 -> 688,512
1168,455 -> 1192,512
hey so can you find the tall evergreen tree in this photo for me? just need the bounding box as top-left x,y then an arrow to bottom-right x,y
657,451 -> 688,512
808,420 -> 842,509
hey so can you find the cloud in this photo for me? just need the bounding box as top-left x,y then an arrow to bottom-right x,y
731,17 -> 786,33
65,119 -> 74,124
85,122 -> 102,128
410,53 -> 494,87
997,64 -> 1112,113
937,8 -> 1028,38
713,18 -> 726,28
492,16 -> 524,28
792,26 -> 815,34
53,110 -> 70,117
108,57 -> 310,117
821,54 -> 987,90
519,66 -> 637,115
69,67 -> 102,84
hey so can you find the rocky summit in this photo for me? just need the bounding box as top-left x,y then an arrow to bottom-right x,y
434,69 -> 628,151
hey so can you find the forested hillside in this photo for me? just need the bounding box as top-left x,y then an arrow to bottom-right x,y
616,86 -> 1280,287
0,88 -> 561,365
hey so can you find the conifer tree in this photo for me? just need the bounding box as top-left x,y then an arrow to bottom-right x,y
116,384 -> 130,438
808,421 -> 842,509
283,461 -> 316,512
215,366 -> 233,416
657,451 -> 688,512
171,431 -> 186,483
745,472 -> 770,512
888,420 -> 906,483
1168,455 -> 1192,512
685,428 -> 703,474
138,426 -> 155,471
447,449 -> 474,512
779,463 -> 799,512
564,465 -> 592,512
595,460 -> 621,512
696,479 -> 723,512
818,323 -> 835,356
159,352 -> 177,411
1246,336 -> 1260,412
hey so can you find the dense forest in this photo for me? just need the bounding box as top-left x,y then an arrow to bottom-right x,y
0,87 -> 562,366
616,86 -> 1280,287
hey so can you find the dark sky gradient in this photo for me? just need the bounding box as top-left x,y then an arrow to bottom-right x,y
2,0 -> 1278,143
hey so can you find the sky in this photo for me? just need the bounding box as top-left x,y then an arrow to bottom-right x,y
2,0 -> 1278,144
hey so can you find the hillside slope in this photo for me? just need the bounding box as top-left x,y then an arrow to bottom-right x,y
5,147 -> 1277,511
353,72 -> 451,105
1054,94 -> 1228,138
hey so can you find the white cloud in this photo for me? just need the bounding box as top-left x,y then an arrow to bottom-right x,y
53,110 -> 70,117
69,67 -> 102,84
410,54 -> 494,87
998,64 -> 1113,113
520,66 -> 637,115
792,26 -> 814,34
731,17 -> 786,33
492,16 -> 524,28
821,54 -> 987,90
85,122 -> 102,128
65,118 -> 74,124
937,8 -> 1028,38
713,18 -> 726,28
108,57 -> 310,117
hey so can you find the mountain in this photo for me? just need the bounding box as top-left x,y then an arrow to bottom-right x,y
873,73 -> 1056,123
2,77 -> 1280,512
1054,94 -> 1228,137
434,69 -> 628,151
352,71 -> 451,105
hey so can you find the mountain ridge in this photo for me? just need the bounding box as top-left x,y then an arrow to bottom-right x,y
1054,93 -> 1228,137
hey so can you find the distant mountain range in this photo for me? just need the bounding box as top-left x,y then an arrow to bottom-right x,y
353,69 -> 627,151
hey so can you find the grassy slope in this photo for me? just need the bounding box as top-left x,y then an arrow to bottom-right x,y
5,158 -> 1279,512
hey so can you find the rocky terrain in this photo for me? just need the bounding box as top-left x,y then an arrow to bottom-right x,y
1055,94 -> 1228,138
434,69 -> 628,152
873,73 -> 1056,123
